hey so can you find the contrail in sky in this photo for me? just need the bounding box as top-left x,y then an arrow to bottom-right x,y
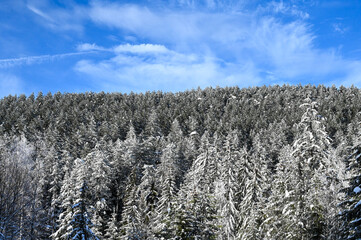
0,51 -> 96,68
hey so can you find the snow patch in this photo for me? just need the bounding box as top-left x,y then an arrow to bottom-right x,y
351,217 -> 361,224
353,186 -> 361,194
190,131 -> 198,136
354,200 -> 361,209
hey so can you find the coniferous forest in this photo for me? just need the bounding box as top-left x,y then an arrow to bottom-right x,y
1,84 -> 361,240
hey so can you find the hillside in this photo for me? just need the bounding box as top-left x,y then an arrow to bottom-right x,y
1,85 -> 361,239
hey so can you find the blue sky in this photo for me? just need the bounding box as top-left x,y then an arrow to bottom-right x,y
1,0 -> 361,97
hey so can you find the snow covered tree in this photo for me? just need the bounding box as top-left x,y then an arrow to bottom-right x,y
262,145 -> 301,240
293,98 -> 332,239
322,146 -> 347,239
0,135 -> 35,239
341,119 -> 361,240
173,131 -> 218,239
47,147 -> 66,234
252,119 -> 289,172
236,147 -> 267,240
144,108 -> 162,138
52,158 -> 98,240
167,119 -> 187,184
264,97 -> 337,240
111,125 -> 141,217
183,116 -> 201,170
153,143 -> 180,238
104,211 -> 120,240
137,164 -> 158,238
119,167 -> 144,239
122,124 -> 140,172
2,84 -> 361,239
214,131 -> 241,240
86,143 -> 113,237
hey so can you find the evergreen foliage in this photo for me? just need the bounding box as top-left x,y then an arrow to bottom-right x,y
0,85 -> 360,239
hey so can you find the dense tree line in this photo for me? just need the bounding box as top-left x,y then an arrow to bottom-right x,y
0,84 -> 361,239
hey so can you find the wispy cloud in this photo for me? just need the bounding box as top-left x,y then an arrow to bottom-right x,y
79,1 -> 361,89
0,52 -> 95,68
261,1 -> 310,19
74,42 -> 261,92
11,0 -> 361,93
77,43 -> 107,52
114,44 -> 170,54
27,5 -> 54,22
332,22 -> 348,34
27,1 -> 86,32
77,43 -> 171,54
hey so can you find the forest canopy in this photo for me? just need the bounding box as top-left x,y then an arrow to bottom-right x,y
0,84 -> 361,239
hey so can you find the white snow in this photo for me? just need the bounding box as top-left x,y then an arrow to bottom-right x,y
353,186 -> 361,194
351,217 -> 361,224
354,200 -> 361,208
190,131 -> 198,136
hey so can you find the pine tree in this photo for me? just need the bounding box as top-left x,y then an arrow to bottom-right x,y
112,125 -> 141,218
214,131 -> 241,240
262,145 -> 301,240
237,147 -> 267,240
174,131 -> 218,239
47,146 -> 66,235
104,211 -> 120,240
264,97 -> 336,240
137,164 -> 158,238
341,119 -> 361,240
183,116 -> 201,172
323,146 -> 347,239
167,119 -> 186,184
52,159 -> 98,240
86,143 -> 112,237
294,98 -> 332,239
120,167 -> 144,239
32,139 -> 54,239
153,143 -> 179,238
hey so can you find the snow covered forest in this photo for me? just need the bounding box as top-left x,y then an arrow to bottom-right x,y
1,85 -> 361,239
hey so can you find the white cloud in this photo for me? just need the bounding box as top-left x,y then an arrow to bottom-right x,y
74,43 -> 261,92
27,1 -> 86,32
88,2 -> 242,47
76,1 -> 361,90
27,5 -> 54,22
77,43 -> 107,52
114,44 -> 170,54
258,1 -> 310,19
172,0 -> 247,11
76,42 -> 177,56
0,73 -> 23,97
332,23 -> 348,34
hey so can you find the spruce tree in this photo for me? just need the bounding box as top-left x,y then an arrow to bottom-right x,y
174,131 -> 218,239
237,147 -> 267,240
86,143 -> 112,237
341,119 -> 361,240
52,159 -> 98,240
120,167 -> 144,239
104,211 -> 120,240
153,143 -> 179,238
265,97 -> 335,240
214,131 -> 241,240
137,164 -> 158,238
